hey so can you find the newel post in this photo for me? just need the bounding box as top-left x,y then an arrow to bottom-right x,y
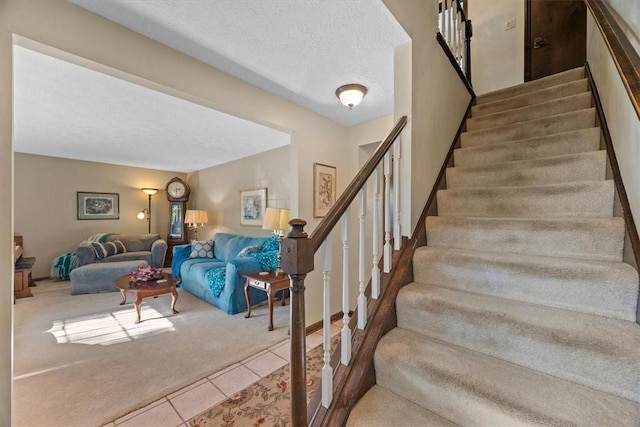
281,218 -> 314,426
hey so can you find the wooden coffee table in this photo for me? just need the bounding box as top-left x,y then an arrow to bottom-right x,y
244,271 -> 289,331
115,274 -> 179,324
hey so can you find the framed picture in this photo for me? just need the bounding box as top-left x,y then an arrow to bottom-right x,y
240,188 -> 267,226
77,191 -> 120,220
313,163 -> 337,218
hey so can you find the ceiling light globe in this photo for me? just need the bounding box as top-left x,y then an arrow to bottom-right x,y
336,84 -> 367,109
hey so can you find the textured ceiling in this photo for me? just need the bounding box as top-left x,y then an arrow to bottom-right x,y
13,45 -> 290,173
14,1 -> 408,173
69,0 -> 410,127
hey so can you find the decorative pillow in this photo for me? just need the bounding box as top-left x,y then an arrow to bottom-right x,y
237,245 -> 262,258
190,240 -> 214,259
261,236 -> 280,252
112,240 -> 127,254
92,242 -> 118,259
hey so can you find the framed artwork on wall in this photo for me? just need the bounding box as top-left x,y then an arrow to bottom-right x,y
77,191 -> 120,220
240,188 -> 267,226
313,163 -> 337,218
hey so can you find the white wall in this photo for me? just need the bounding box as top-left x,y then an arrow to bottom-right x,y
603,0 -> 640,54
469,0 -> 525,95
384,0 -> 471,234
586,11 -> 640,229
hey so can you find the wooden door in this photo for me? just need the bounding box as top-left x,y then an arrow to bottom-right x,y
525,0 -> 586,81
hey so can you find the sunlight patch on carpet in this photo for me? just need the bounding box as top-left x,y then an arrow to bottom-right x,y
46,307 -> 175,346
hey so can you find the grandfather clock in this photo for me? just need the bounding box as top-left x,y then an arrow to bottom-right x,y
164,177 -> 191,268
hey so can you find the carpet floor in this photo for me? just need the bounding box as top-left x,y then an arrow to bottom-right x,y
13,279 -> 290,427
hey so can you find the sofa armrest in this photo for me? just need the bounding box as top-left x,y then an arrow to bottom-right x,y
75,243 -> 97,266
227,257 -> 263,277
150,239 -> 168,268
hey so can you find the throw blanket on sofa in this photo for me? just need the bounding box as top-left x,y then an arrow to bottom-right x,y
206,266 -> 227,298
50,233 -> 115,280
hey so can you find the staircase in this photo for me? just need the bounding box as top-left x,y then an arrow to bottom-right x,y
346,67 -> 640,426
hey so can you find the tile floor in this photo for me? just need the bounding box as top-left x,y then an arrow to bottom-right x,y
103,321 -> 343,426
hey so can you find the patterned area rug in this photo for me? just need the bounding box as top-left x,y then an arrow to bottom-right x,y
189,337 -> 339,427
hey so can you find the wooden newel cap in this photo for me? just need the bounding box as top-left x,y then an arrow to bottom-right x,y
286,218 -> 308,239
281,219 -> 314,274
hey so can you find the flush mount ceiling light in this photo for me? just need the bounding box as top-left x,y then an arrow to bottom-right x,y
336,84 -> 368,109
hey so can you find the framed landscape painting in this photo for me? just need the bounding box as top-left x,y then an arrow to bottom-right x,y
77,191 -> 119,220
240,188 -> 267,226
313,163 -> 337,218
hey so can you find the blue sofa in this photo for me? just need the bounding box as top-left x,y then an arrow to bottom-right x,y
171,232 -> 280,314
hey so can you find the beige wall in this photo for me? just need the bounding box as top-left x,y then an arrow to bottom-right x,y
0,1 -> 14,422
587,11 -> 640,228
191,145 -> 291,241
603,0 -> 640,54
14,153 -> 185,278
384,0 -> 471,233
469,0 -> 525,95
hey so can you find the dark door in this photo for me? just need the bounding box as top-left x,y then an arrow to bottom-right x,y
525,0 -> 586,81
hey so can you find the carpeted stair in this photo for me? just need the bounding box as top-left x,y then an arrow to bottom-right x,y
347,66 -> 640,426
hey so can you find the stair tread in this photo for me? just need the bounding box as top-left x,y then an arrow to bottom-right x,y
397,282 -> 640,402
374,328 -> 640,426
476,66 -> 586,105
426,215 -> 624,262
446,150 -> 606,188
472,79 -> 590,117
413,245 -> 639,320
461,108 -> 596,148
467,92 -> 592,131
454,127 -> 602,167
347,385 -> 458,427
437,180 -> 614,218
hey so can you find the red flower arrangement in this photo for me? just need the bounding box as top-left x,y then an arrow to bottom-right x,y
128,265 -> 163,283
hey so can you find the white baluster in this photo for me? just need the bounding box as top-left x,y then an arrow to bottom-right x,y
440,0 -> 445,34
383,152 -> 392,273
452,0 -> 458,54
462,22 -> 467,75
340,210 -> 351,366
436,0 -> 440,33
445,0 -> 450,45
371,167 -> 381,299
393,138 -> 402,251
457,13 -> 462,63
321,238 -> 332,408
357,188 -> 367,330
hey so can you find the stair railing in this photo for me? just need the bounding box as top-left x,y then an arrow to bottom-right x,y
438,0 -> 472,84
282,116 -> 408,426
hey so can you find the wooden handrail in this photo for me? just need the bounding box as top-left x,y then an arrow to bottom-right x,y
437,32 -> 475,98
585,0 -> 640,120
308,116 -> 408,252
437,0 -> 473,85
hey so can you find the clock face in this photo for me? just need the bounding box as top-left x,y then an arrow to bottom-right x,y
168,181 -> 186,198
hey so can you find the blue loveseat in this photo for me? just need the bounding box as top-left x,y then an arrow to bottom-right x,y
171,232 -> 280,314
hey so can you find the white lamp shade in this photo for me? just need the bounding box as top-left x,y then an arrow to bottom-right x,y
185,210 -> 208,224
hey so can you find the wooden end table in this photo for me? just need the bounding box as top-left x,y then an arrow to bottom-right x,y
244,271 -> 289,331
115,274 -> 179,324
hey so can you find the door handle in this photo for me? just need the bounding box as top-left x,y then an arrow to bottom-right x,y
533,37 -> 547,49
